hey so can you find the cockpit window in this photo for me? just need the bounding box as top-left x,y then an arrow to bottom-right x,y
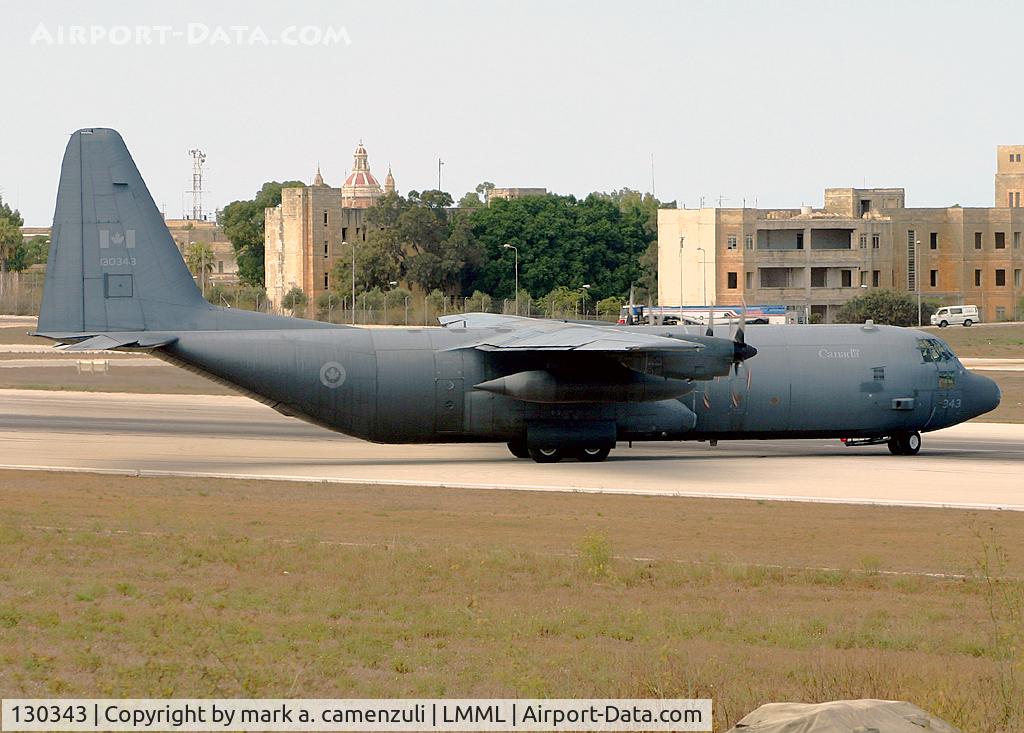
916,337 -> 957,364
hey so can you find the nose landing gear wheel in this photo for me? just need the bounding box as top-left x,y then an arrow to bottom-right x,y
887,431 -> 922,455
574,446 -> 611,462
528,447 -> 565,463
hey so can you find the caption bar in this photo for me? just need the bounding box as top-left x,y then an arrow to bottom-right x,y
2,699 -> 711,732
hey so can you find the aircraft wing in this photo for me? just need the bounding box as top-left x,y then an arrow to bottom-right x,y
438,313 -> 534,329
442,314 -> 702,353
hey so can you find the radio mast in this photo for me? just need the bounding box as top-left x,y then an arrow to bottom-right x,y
188,149 -> 206,220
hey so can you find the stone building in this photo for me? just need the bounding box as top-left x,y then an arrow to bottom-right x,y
265,142 -> 393,313
489,187 -> 547,202
659,147 -> 1024,323
20,219 -> 239,285
165,219 -> 238,285
996,145 -> 1024,209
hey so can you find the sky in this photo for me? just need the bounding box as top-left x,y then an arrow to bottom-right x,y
2,0 -> 1022,225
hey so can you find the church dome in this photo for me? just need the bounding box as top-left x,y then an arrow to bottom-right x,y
341,140 -> 383,207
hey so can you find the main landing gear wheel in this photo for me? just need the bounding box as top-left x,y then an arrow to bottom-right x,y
528,447 -> 565,463
507,440 -> 530,459
574,446 -> 611,463
887,431 -> 922,456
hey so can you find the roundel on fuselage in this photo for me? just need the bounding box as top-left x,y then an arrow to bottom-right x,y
319,361 -> 347,389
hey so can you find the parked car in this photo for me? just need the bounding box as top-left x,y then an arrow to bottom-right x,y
930,305 -> 979,327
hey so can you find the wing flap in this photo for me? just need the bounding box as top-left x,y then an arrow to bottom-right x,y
461,327 -> 701,353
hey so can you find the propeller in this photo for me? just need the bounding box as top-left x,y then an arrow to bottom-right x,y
731,299 -> 757,374
705,305 -> 715,337
726,300 -> 757,407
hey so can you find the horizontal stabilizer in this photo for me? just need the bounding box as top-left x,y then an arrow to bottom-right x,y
50,333 -> 178,352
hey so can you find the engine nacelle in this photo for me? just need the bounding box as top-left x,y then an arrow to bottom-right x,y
474,369 -> 694,404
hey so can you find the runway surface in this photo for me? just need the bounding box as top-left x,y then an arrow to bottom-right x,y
1,388 -> 1022,510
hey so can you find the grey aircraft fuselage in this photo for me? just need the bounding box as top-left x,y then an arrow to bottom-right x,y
34,128 -> 1001,462
152,320 -> 998,446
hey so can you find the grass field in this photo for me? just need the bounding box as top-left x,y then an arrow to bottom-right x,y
922,322 -> 1024,358
1,470 -> 1022,731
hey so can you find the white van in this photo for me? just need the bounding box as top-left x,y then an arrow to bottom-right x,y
930,305 -> 979,327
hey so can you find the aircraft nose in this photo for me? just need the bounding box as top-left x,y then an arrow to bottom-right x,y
965,371 -> 1001,418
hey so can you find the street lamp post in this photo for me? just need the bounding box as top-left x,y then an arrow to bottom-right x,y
696,246 -> 707,312
503,244 -> 519,315
404,295 -> 410,326
581,284 -> 591,319
678,235 -> 685,314
915,238 -> 922,327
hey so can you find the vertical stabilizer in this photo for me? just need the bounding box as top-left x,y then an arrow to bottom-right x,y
38,128 -> 208,334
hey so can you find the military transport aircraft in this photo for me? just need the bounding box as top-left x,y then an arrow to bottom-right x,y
33,129 -> 1001,462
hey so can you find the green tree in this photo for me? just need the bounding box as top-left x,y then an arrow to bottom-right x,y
458,191 -> 484,209
834,290 -> 920,327
184,241 -> 214,277
397,190 -> 481,294
205,284 -> 229,306
7,235 -> 49,272
597,295 -> 624,321
464,290 -> 493,312
538,286 -> 585,318
467,193 -> 660,302
475,181 -> 495,205
316,291 -> 342,321
0,196 -> 25,277
220,180 -> 303,286
281,285 -> 308,315
635,241 -> 658,303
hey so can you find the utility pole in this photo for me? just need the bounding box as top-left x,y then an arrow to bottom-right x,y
438,158 -> 444,191
696,246 -> 707,309
344,240 -> 356,325
916,238 -> 922,327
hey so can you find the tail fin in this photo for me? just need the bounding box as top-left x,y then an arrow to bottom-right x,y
38,128 -> 211,335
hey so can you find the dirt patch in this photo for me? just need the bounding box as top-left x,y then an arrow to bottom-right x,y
0,363 -> 231,395
0,327 -> 45,346
980,370 -> 1024,422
